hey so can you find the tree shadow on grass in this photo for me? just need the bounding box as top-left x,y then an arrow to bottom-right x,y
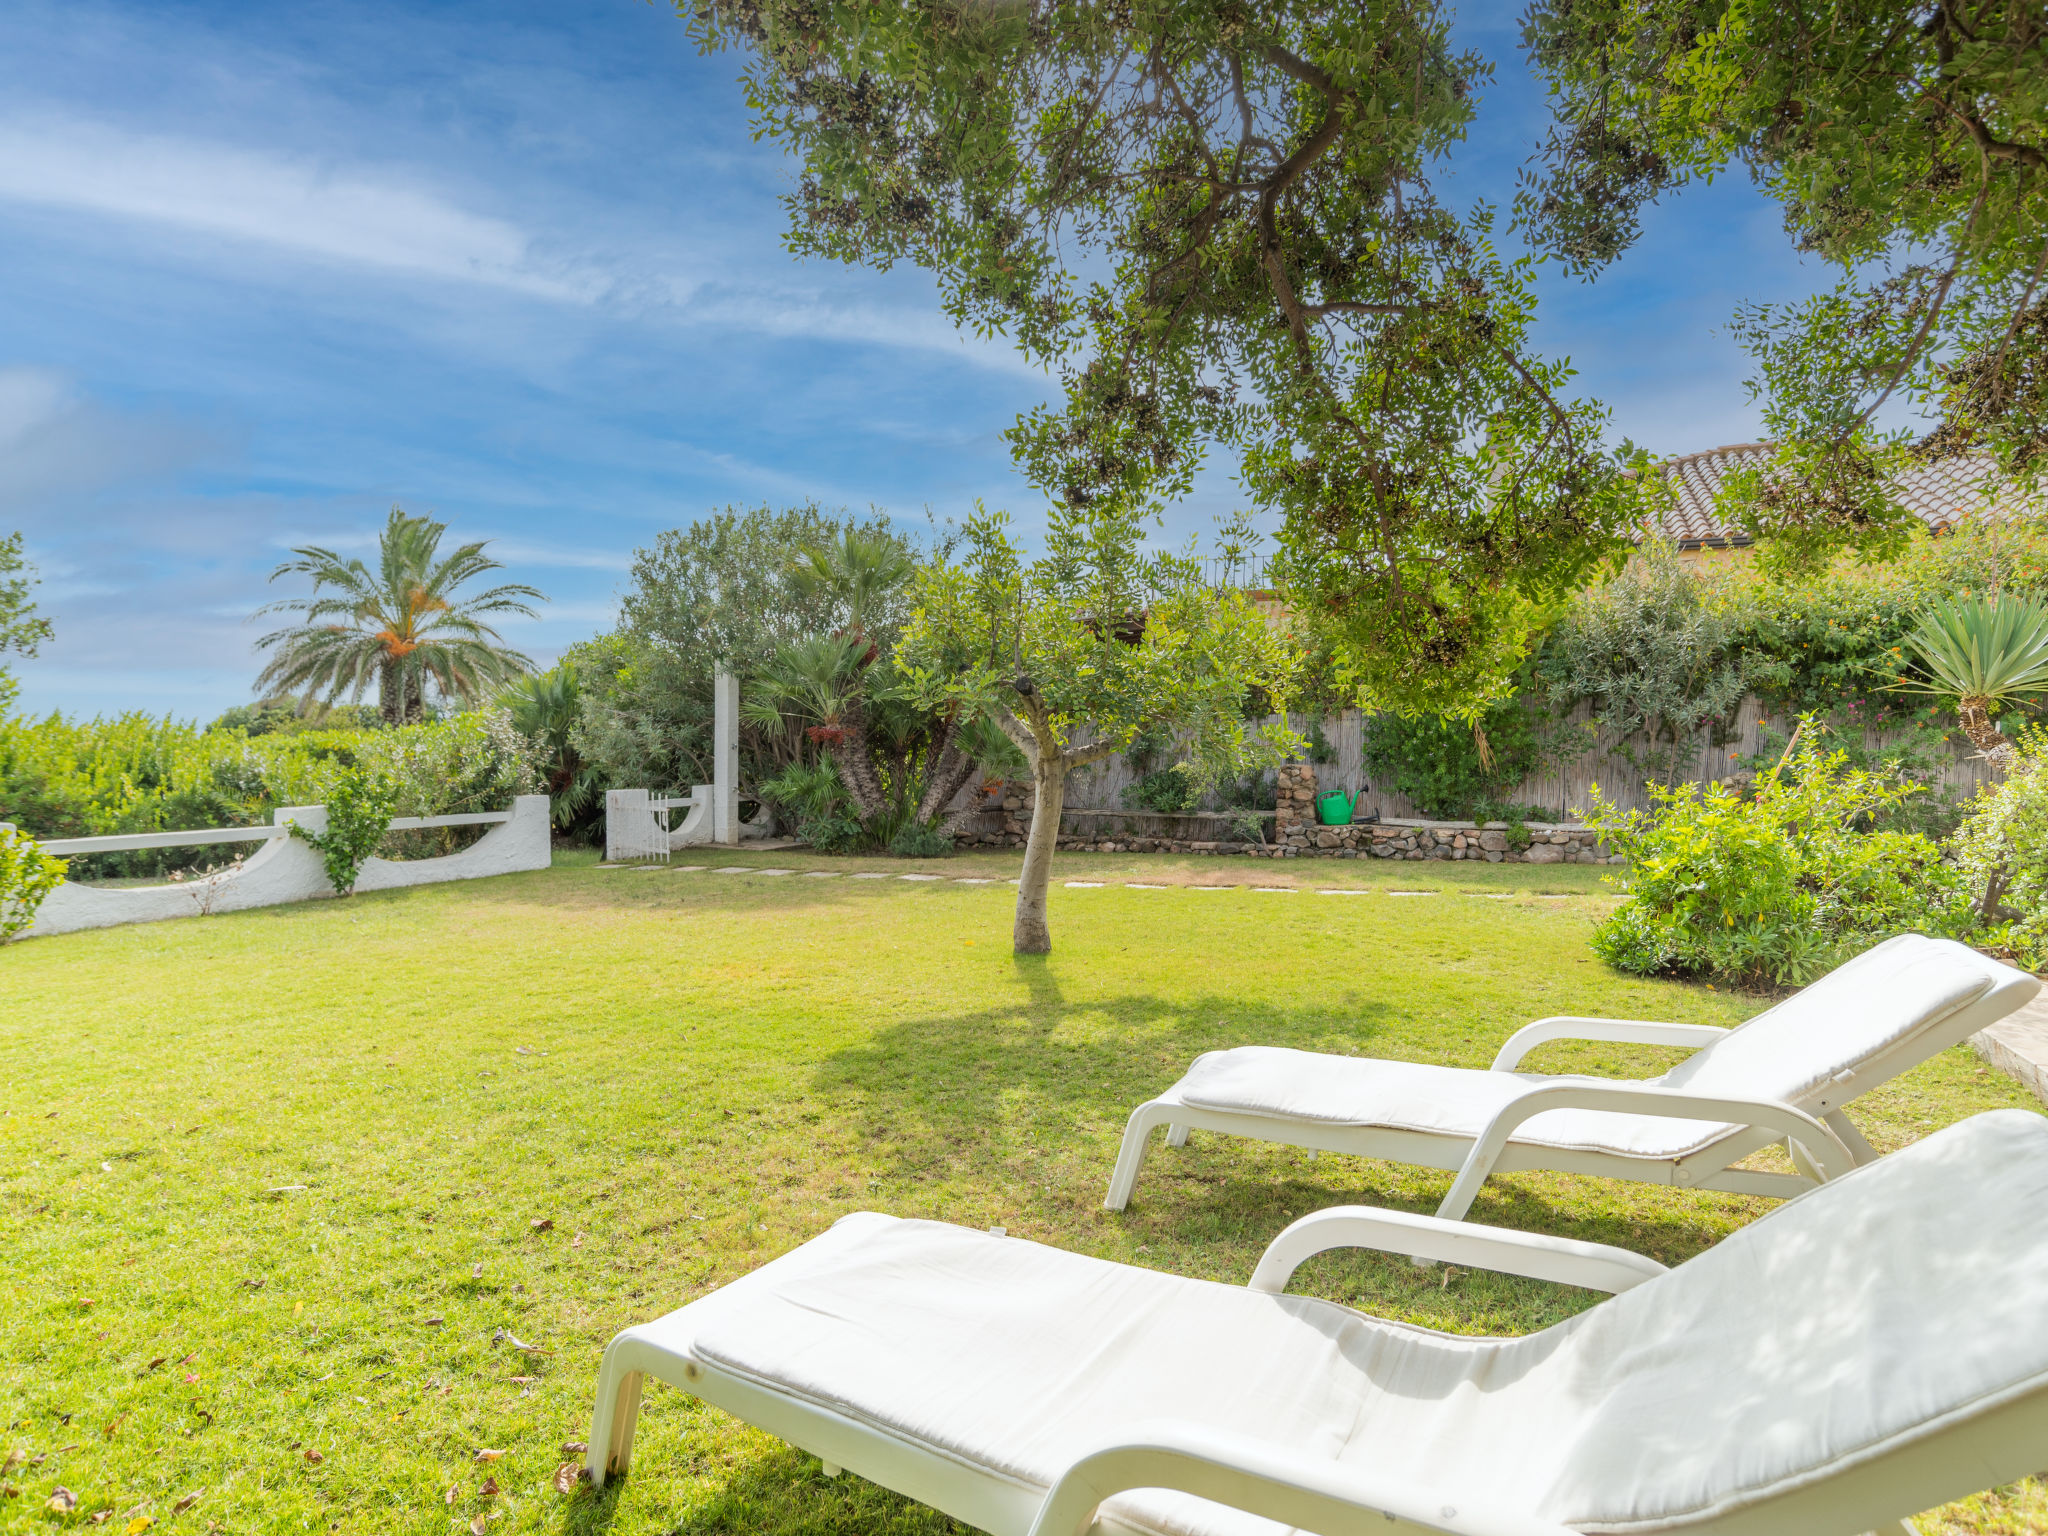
809,982 -> 1747,1269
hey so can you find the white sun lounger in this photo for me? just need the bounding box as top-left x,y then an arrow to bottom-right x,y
590,1109 -> 2048,1536
1104,933 -> 2039,1218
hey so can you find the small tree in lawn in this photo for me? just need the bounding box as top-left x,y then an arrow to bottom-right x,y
896,505 -> 1299,954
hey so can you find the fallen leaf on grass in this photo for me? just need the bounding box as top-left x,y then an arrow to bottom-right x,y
469,1516 -> 489,1536
508,1376 -> 536,1385
490,1329 -> 550,1355
470,1263 -> 483,1280
177,1354 -> 196,1366
1,1450 -> 19,1473
529,1218 -> 553,1232
514,1047 -> 534,1056
56,1444 -> 80,1454
302,1449 -> 323,1465
569,1233 -> 584,1250
238,1279 -> 263,1291
444,1485 -> 459,1506
3,1484 -> 19,1498
77,1298 -> 95,1309
103,1417 -> 125,1440
46,1486 -> 76,1512
559,1441 -> 587,1456
422,1317 -> 444,1327
124,1518 -> 151,1534
552,1463 -> 589,1495
145,1357 -> 166,1371
477,1476 -> 500,1499
89,1514 -> 110,1526
171,1493 -> 201,1513
472,1449 -> 504,1464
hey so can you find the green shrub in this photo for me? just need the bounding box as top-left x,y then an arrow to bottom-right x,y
1362,699 -> 1542,819
760,760 -> 865,852
887,821 -> 954,859
0,825 -> 65,941
1122,767 -> 1198,814
1583,723 -> 1963,987
1950,728 -> 2048,969
291,768 -> 398,895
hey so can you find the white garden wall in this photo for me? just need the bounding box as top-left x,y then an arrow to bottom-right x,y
23,794 -> 552,939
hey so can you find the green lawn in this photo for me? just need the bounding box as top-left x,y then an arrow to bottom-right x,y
3,849 -> 2041,1534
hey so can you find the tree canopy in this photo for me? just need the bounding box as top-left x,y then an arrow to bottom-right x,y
1521,0 -> 2048,572
895,503 -> 1297,951
685,0 -> 1659,716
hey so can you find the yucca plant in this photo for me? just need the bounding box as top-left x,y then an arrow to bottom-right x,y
254,508 -> 543,723
1895,596 -> 2048,759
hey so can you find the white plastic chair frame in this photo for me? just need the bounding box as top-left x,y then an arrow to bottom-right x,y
1103,993 -> 2030,1219
585,1207 -> 1957,1536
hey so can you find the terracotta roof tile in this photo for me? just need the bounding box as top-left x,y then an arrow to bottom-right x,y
1643,443 -> 2039,546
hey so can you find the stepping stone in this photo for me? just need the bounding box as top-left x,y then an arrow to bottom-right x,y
672,865 -> 707,872
712,867 -> 755,876
1064,881 -> 1106,888
1250,887 -> 1295,894
899,874 -> 943,882
850,872 -> 891,879
952,877 -> 996,884
1125,883 -> 1168,889
753,868 -> 796,876
802,871 -> 840,878
1387,890 -> 1439,897
1466,893 -> 1514,900
1187,886 -> 1234,892
1318,889 -> 1371,895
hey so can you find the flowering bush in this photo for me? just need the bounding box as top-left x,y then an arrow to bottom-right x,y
1584,724 -> 1965,987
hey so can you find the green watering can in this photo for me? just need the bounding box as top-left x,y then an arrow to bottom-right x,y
1315,790 -> 1354,826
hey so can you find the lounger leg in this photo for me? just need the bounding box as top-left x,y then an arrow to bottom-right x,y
1105,1101 -> 1174,1211
1825,1109 -> 1881,1167
1433,1140 -> 1501,1223
1167,1123 -> 1190,1148
586,1342 -> 644,1489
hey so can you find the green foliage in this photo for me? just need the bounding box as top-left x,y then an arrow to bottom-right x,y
0,823 -> 65,941
209,699 -> 385,736
0,709 -> 534,878
1362,700 -> 1543,820
1521,0 -> 2048,570
1538,544 -> 1750,782
1584,725 -> 1963,987
0,531 -> 54,664
758,759 -> 864,853
500,664 -> 602,837
887,821 -> 955,859
575,505 -> 911,797
1895,595 -> 2048,753
255,507 -> 542,723
1949,729 -> 2048,969
1122,768 -> 1198,815
689,0 -> 1659,714
290,766 -> 398,896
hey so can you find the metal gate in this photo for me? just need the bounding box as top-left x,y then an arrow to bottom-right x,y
604,788 -> 669,864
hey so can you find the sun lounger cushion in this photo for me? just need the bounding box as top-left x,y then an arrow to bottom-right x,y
1172,935 -> 1997,1162
679,1110 -> 2048,1535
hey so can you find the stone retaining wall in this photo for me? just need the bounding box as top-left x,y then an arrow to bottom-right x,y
955,766 -> 1618,863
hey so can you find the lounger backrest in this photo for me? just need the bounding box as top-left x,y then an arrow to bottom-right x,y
1525,1109 -> 2048,1529
1656,933 -> 2018,1109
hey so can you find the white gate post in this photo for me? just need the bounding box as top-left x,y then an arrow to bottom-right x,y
713,668 -> 739,845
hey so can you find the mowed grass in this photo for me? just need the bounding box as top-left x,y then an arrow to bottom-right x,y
3,848 -> 2042,1535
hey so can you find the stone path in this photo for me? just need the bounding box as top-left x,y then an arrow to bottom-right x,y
1972,992 -> 2048,1109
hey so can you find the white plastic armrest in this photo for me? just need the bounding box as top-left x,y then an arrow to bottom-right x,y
1490,1016 -> 1730,1071
1248,1205 -> 1668,1296
1025,1419 -> 1582,1536
1436,1080 -> 1857,1221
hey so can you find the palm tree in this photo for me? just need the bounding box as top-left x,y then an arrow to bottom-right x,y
791,528 -> 917,642
253,508 -> 544,723
500,663 -> 601,832
1896,595 -> 2048,760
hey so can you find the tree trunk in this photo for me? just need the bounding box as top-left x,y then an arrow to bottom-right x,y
378,658 -> 404,725
1956,697 -> 2011,759
914,710 -> 982,825
1013,747 -> 1067,955
828,695 -> 893,818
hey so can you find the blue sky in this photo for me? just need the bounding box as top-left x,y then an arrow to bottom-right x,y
1,0 -> 1839,721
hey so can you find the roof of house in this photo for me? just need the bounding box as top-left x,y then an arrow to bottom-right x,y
1648,442 -> 2035,547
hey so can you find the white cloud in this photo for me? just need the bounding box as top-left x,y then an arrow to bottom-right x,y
0,113 -> 605,302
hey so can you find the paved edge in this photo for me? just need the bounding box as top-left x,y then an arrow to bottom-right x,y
1971,991 -> 2048,1109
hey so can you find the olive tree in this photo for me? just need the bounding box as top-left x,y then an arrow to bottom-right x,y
895,505 -> 1298,953
683,0 -> 1655,715
1521,0 -> 2048,573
